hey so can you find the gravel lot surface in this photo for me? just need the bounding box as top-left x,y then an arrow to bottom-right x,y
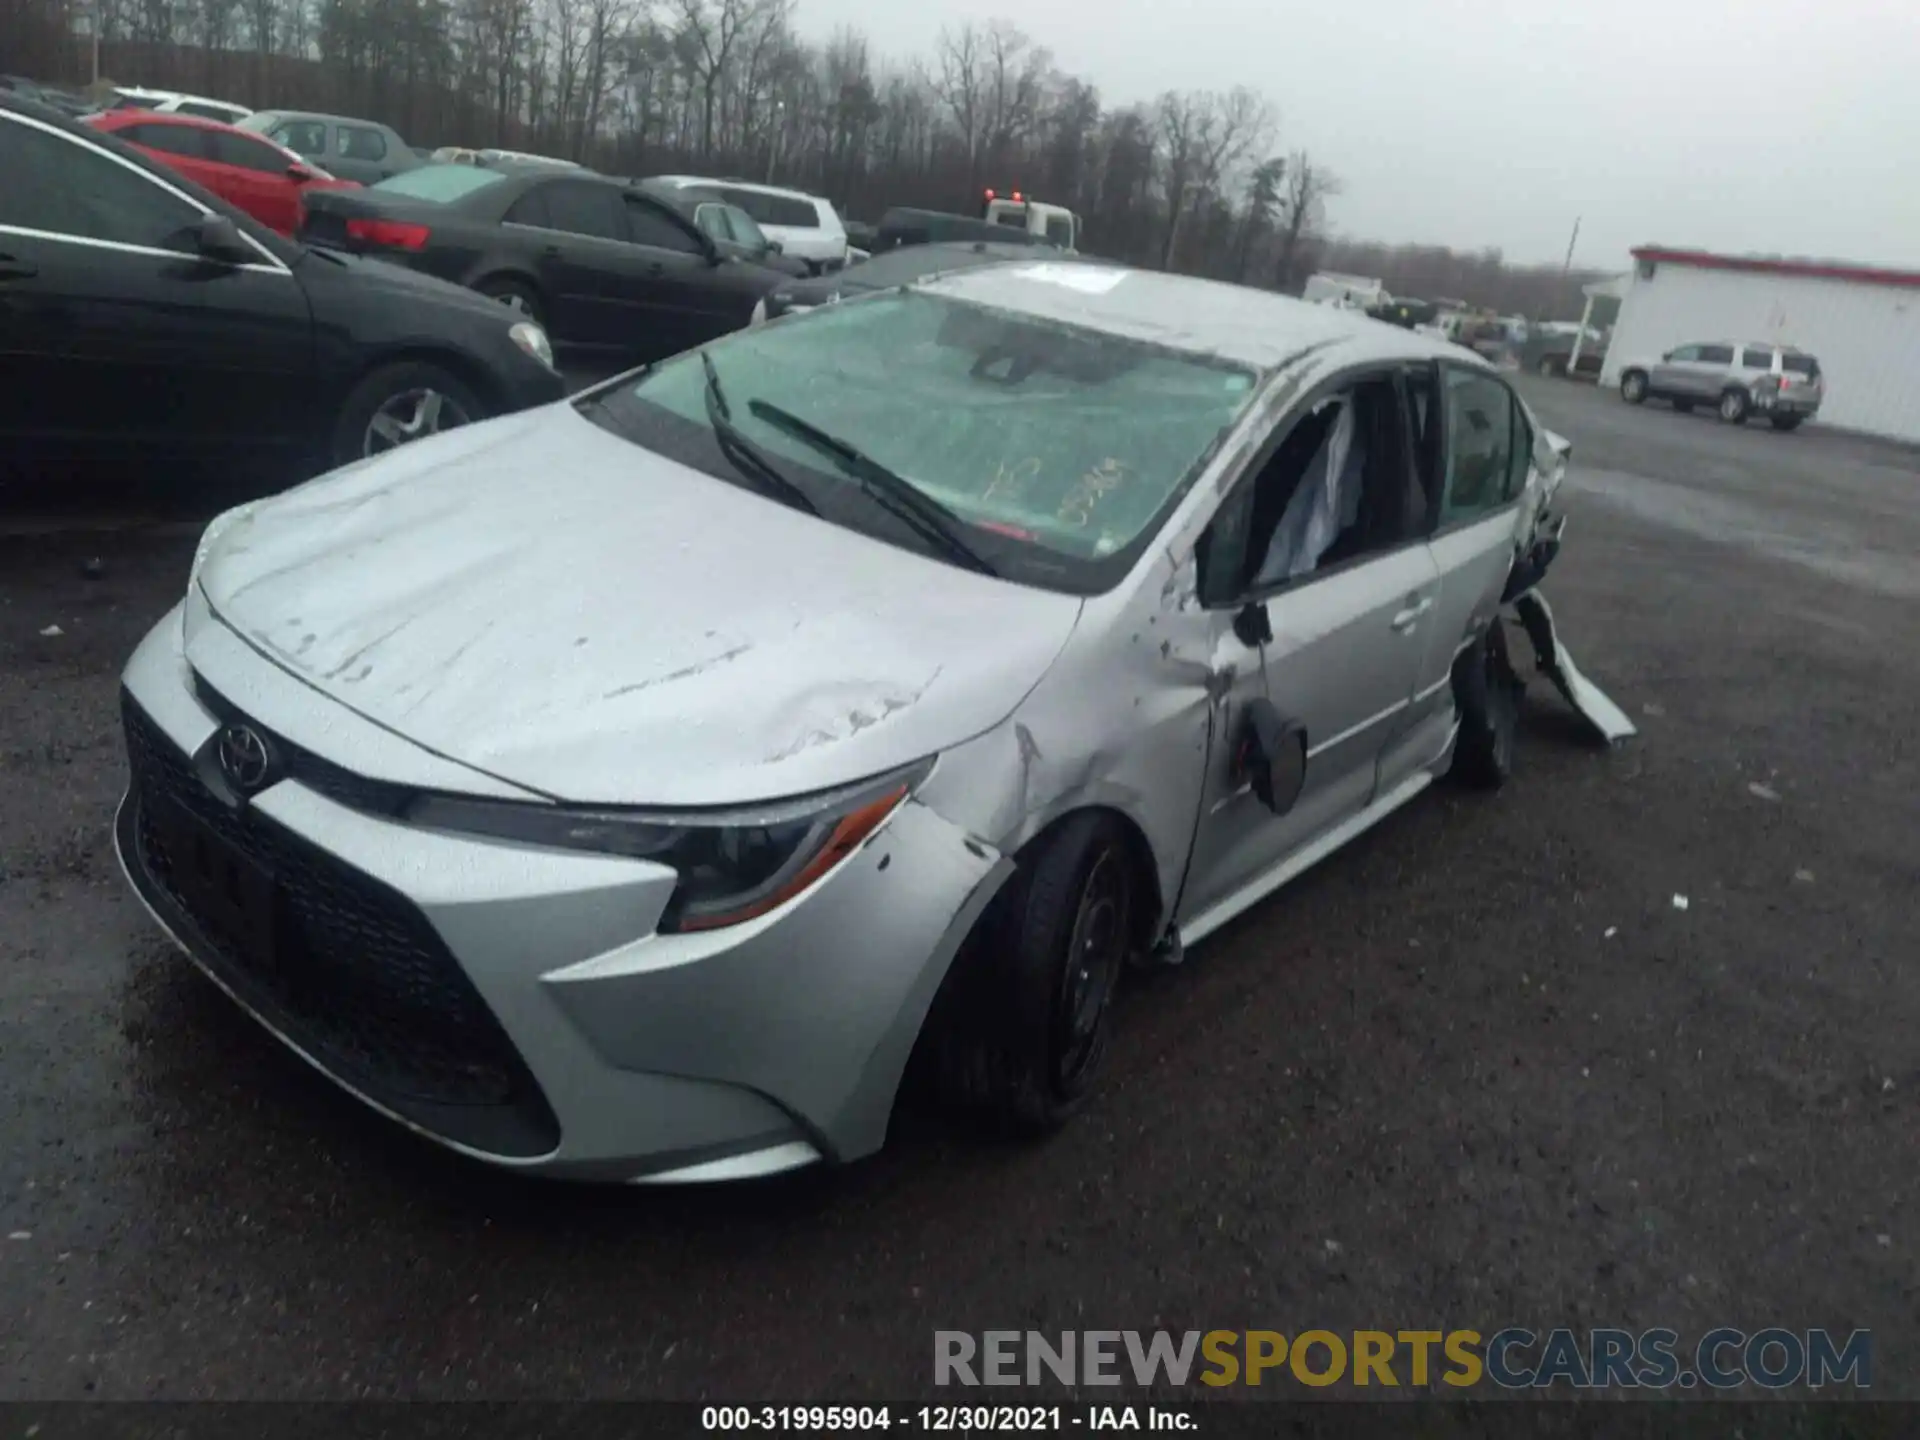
2,375 -> 1914,1399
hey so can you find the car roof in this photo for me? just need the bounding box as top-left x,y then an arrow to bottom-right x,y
917,264 -> 1494,375
95,108 -> 239,133
653,174 -> 822,204
251,109 -> 379,126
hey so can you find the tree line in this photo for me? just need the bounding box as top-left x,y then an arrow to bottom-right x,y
9,0 -> 1614,313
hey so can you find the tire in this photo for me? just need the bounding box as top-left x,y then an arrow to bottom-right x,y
1619,369 -> 1648,404
330,360 -> 485,467
476,276 -> 544,328
1671,398 -> 1693,413
925,813 -> 1137,1136
1719,388 -> 1751,424
1770,414 -> 1803,432
1449,621 -> 1522,791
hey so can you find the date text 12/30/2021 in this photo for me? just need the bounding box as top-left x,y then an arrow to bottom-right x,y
702,1406 -> 1193,1431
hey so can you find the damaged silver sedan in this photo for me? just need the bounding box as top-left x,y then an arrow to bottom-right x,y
113,261 -> 1631,1183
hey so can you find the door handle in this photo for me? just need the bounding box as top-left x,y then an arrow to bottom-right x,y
540,244 -> 562,258
1390,597 -> 1432,631
0,256 -> 38,282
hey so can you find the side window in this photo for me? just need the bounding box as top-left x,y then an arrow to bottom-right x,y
691,203 -> 731,241
1438,367 -> 1517,526
1740,346 -> 1775,370
338,125 -> 388,162
1504,393 -> 1534,502
1207,373 -> 1426,597
0,117 -> 202,250
1402,363 -> 1438,506
209,130 -> 287,175
1697,343 -> 1734,366
271,120 -> 327,157
125,122 -> 208,159
722,187 -> 817,229
504,188 -> 548,227
624,198 -> 701,253
532,181 -> 624,241
1668,344 -> 1702,362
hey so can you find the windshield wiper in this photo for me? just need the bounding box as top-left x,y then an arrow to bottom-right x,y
744,399 -> 997,577
700,351 -> 818,516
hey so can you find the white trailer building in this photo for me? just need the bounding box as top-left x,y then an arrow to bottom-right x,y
1599,246 -> 1920,442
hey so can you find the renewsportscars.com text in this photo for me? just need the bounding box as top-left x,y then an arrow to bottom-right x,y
934,1328 -> 1872,1390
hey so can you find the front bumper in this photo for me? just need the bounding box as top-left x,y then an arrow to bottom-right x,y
113,604 -> 1010,1181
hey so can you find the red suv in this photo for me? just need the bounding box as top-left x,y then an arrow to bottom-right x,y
84,110 -> 358,236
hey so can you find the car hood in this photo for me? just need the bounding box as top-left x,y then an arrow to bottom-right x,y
196,404 -> 1085,806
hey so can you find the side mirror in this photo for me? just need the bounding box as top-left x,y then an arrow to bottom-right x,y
763,238 -> 784,255
286,163 -> 315,183
191,213 -> 255,266
1237,698 -> 1308,816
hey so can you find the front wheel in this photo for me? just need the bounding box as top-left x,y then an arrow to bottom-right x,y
1719,388 -> 1751,424
331,360 -> 483,466
1620,370 -> 1648,403
925,813 -> 1137,1135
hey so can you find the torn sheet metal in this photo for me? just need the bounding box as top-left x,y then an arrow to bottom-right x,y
1508,588 -> 1638,745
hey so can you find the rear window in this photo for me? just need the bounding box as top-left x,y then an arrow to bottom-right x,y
113,94 -> 162,110
374,164 -> 506,202
176,101 -> 238,121
723,187 -> 820,229
1782,353 -> 1820,377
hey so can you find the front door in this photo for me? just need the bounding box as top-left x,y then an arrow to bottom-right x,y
1178,368 -> 1440,930
621,194 -> 749,360
0,108 -> 314,497
508,178 -> 650,353
1651,343 -> 1701,397
1399,362 -> 1532,783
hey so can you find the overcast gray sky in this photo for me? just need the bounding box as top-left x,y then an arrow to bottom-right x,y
795,0 -> 1920,272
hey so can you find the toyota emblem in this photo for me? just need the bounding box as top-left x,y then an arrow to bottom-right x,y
216,723 -> 274,794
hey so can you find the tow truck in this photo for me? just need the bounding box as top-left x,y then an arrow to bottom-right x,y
981,188 -> 1081,252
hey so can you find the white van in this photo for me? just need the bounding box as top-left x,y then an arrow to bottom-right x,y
649,177 -> 848,273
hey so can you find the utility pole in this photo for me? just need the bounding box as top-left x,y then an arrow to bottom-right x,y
1558,216 -> 1581,298
90,0 -> 102,86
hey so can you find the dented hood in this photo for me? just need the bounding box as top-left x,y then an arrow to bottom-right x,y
196,404 -> 1084,806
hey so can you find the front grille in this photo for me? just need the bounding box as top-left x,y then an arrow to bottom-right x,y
120,691 -> 560,1158
192,678 -> 412,817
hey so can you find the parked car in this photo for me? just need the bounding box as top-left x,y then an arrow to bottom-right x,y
111,261 -> 1632,1183
637,179 -> 809,276
749,239 -> 1073,325
298,164 -> 788,366
238,109 -> 418,185
1522,325 -> 1605,379
647,175 -> 849,274
0,75 -> 92,117
0,95 -> 564,505
1616,340 -> 1824,430
871,206 -> 1059,254
83,109 -> 358,236
103,86 -> 251,124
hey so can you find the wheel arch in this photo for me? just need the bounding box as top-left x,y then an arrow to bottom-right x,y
353,344 -> 507,413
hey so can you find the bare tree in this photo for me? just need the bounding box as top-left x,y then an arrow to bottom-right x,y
933,21 -> 984,182
1272,149 -> 1341,293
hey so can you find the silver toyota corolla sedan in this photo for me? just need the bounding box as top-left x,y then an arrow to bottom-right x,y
114,261 -> 1631,1183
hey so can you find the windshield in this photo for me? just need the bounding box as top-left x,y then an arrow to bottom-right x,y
373,165 -> 508,203
1782,353 -> 1820,378
579,289 -> 1257,592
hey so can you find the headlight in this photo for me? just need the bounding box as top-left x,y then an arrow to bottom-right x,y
508,320 -> 555,369
405,759 -> 930,932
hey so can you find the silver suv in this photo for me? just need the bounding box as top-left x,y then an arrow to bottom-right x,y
1618,340 -> 1824,430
